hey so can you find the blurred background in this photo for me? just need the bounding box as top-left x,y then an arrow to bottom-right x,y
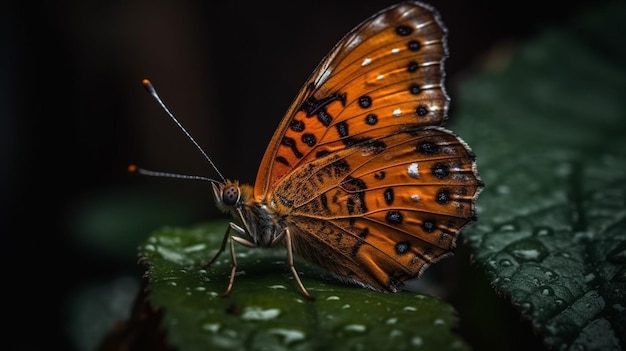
2,0 -> 614,349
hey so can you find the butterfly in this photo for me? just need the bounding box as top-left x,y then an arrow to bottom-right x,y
134,0 -> 483,300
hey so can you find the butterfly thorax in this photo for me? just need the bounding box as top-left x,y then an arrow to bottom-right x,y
212,180 -> 287,248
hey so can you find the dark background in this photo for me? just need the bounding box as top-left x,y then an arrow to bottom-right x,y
3,1 -> 613,349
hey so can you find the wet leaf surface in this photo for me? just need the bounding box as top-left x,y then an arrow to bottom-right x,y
455,2 -> 626,349
139,223 -> 469,351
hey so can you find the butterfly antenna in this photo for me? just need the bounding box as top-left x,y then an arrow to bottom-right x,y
141,79 -> 226,183
128,164 -> 222,184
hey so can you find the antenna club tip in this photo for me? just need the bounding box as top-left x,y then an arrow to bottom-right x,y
128,164 -> 138,173
142,79 -> 155,94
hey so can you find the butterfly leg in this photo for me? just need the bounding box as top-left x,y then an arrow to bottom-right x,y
285,228 -> 315,300
221,233 -> 239,297
222,222 -> 262,297
200,222 -> 239,268
199,222 -> 249,297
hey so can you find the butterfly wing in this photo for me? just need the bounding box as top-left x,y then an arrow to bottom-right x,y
254,1 -> 450,198
278,126 -> 480,290
253,1 -> 482,291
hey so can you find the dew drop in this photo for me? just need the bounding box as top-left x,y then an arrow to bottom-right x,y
202,323 -> 220,333
533,226 -> 553,237
268,284 -> 287,290
241,307 -> 281,321
499,259 -> 513,267
513,249 -> 542,261
326,296 -> 340,301
544,270 -> 558,280
344,324 -> 367,333
584,273 -> 596,283
433,318 -> 445,326
236,251 -> 250,258
540,286 -> 554,296
411,336 -> 423,346
496,222 -> 518,232
157,246 -> 185,262
505,238 -> 548,262
183,243 -> 207,252
403,306 -> 417,312
269,328 -> 306,345
386,317 -> 398,325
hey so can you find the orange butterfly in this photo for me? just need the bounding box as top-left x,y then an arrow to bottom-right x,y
134,1 -> 483,300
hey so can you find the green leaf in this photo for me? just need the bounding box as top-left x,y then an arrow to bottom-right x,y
122,3 -> 626,351
452,2 -> 626,350
139,222 -> 469,351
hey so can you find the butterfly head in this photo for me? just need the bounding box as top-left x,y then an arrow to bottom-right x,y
212,180 -> 253,214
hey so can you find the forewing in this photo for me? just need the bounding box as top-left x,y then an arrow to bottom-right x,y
254,2 -> 449,198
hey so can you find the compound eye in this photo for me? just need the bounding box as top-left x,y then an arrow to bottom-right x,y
222,185 -> 240,206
